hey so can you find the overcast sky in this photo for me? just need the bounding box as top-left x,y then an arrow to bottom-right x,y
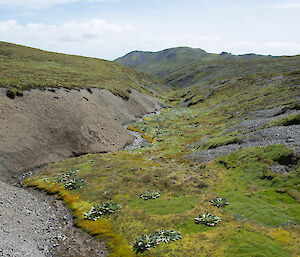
0,0 -> 299,60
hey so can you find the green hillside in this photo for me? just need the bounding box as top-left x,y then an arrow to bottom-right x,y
27,47 -> 300,256
0,41 -> 170,99
115,47 -> 299,89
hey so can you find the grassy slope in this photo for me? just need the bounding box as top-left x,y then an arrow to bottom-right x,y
115,47 -> 300,89
26,56 -> 300,256
0,41 -> 170,99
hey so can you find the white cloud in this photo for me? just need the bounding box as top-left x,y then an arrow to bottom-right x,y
263,41 -> 300,48
0,19 -> 134,59
264,2 -> 300,9
0,19 -> 299,60
0,0 -> 118,9
261,41 -> 300,55
227,41 -> 256,48
0,19 -> 228,59
222,41 -> 300,56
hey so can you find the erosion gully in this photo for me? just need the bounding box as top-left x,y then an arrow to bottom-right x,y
13,108 -> 164,256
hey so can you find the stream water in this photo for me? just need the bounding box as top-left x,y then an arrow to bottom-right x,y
123,109 -> 163,150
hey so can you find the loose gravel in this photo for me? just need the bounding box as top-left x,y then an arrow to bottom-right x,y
0,181 -> 108,257
188,107 -> 300,163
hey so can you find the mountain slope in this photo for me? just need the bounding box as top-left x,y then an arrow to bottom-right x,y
115,47 -> 299,89
0,41 -> 170,99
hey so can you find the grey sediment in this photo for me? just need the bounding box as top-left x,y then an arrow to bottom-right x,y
0,87 -> 163,256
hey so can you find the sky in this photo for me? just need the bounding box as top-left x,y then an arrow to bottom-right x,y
0,0 -> 300,60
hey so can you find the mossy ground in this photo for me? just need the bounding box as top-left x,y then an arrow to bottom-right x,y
26,70 -> 300,256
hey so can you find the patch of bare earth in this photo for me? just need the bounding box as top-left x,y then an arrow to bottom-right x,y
0,87 -> 163,256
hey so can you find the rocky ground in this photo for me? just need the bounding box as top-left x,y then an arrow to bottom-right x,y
0,181 -> 108,257
188,106 -> 300,164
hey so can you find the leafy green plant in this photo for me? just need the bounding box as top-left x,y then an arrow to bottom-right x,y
210,197 -> 229,208
64,178 -> 86,190
132,229 -> 181,253
195,213 -> 221,226
55,168 -> 85,190
140,190 -> 160,200
154,229 -> 182,243
56,168 -> 79,183
84,201 -> 122,220
132,234 -> 158,253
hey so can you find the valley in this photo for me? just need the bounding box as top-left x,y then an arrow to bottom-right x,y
0,43 -> 299,256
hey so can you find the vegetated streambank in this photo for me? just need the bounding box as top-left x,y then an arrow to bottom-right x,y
25,105 -> 300,257
0,87 -> 163,183
0,87 -> 165,256
123,109 -> 164,150
25,70 -> 300,256
20,50 -> 300,256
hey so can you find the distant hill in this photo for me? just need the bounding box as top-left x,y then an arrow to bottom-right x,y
0,41 -> 170,99
115,47 -> 299,88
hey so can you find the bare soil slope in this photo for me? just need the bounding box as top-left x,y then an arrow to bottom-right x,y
0,180 -> 108,257
0,87 -> 162,182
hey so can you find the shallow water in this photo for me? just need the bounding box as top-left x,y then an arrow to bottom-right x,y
123,109 -> 163,150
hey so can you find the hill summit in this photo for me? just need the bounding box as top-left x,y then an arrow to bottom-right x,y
115,47 -> 284,88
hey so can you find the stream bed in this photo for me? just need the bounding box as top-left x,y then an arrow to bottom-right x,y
0,109 -> 165,257
123,108 -> 163,150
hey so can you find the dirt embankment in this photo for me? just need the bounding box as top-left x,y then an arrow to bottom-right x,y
0,87 -> 162,183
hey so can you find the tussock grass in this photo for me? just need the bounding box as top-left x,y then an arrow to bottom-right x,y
264,114 -> 300,128
198,134 -> 243,150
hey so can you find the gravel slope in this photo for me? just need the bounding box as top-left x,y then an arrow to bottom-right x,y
0,87 -> 162,183
0,88 -> 163,256
0,181 -> 108,256
188,107 -> 300,162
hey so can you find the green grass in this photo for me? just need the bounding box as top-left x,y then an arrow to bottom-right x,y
214,145 -> 300,226
0,41 -> 170,99
198,134 -> 243,150
223,229 -> 291,257
129,195 -> 199,215
264,114 -> 300,128
175,217 -> 214,234
221,192 -> 295,226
